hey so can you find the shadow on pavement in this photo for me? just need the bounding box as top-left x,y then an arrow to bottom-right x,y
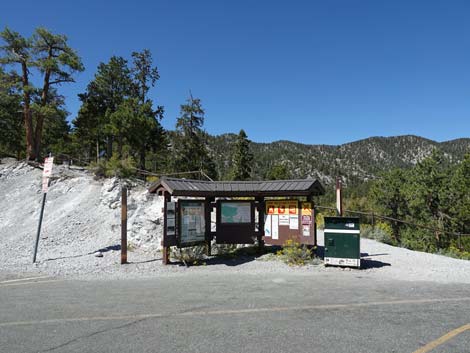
316,246 -> 391,269
45,244 -> 121,262
361,252 -> 390,257
361,259 -> 391,269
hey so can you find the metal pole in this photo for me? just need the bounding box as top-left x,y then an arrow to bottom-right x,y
121,186 -> 128,264
33,181 -> 48,263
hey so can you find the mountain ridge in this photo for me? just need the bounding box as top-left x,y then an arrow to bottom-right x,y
205,134 -> 470,184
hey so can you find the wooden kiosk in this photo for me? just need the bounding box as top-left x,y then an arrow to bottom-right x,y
148,177 -> 325,264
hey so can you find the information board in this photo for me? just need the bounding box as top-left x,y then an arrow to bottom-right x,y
180,201 -> 205,245
264,200 -> 315,246
221,202 -> 251,223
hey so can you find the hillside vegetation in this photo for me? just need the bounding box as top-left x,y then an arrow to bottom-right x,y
208,133 -> 470,184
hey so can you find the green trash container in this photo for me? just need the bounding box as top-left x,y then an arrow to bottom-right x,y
324,217 -> 361,268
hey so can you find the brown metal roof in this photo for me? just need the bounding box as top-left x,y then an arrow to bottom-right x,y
148,177 -> 325,197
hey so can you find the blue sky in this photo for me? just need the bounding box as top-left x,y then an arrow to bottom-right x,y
1,0 -> 469,144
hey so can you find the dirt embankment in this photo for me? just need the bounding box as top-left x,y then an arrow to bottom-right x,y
0,159 -> 163,277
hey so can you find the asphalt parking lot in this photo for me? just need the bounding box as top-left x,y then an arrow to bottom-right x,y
1,271 -> 469,353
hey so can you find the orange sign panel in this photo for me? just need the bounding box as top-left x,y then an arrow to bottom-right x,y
288,201 -> 298,215
266,201 -> 276,215
301,202 -> 312,216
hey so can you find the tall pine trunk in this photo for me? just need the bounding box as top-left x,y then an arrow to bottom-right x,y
21,61 -> 34,161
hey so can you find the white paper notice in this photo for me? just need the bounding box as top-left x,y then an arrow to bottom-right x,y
272,215 -> 279,240
302,225 -> 310,236
289,215 -> 299,230
43,157 -> 54,178
264,215 -> 272,237
279,215 -> 289,226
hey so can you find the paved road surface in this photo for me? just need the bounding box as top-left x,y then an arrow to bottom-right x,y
1,272 -> 470,353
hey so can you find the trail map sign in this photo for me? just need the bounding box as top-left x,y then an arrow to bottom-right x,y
221,202 -> 251,223
179,201 -> 205,245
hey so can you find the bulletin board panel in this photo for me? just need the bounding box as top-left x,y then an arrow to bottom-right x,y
177,199 -> 207,248
264,200 -> 315,246
216,200 -> 256,244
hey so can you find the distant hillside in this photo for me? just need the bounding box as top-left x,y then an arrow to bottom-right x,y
206,134 -> 470,185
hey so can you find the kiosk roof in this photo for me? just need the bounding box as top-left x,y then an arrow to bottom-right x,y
148,177 -> 325,198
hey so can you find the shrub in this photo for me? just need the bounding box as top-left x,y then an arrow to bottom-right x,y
146,175 -> 159,183
89,156 -> 137,178
277,239 -> 314,266
212,243 -> 238,256
400,228 -> 437,253
361,223 -> 396,246
316,213 -> 325,230
171,246 -> 206,266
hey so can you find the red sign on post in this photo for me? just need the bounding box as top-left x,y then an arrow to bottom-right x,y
301,215 -> 312,225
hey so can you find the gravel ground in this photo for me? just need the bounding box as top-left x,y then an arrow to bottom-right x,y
1,159 -> 469,283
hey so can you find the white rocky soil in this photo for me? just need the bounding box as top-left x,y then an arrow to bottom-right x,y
0,158 -> 469,284
0,158 -> 164,278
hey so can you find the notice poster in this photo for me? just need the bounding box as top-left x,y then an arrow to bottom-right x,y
279,215 -> 289,226
302,225 -> 310,236
301,215 -> 312,225
180,201 -> 205,244
289,215 -> 299,230
42,156 -> 54,193
288,200 -> 298,215
272,215 -> 279,240
264,215 -> 272,237
221,202 -> 251,223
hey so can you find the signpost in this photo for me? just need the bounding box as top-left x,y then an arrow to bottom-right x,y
33,156 -> 53,263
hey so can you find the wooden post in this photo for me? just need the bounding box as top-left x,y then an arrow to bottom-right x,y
205,198 -> 213,256
162,192 -> 171,265
257,198 -> 265,254
312,197 -> 317,248
121,186 -> 128,264
336,177 -> 343,216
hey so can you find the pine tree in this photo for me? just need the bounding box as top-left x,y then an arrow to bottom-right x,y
370,168 -> 409,243
0,67 -> 23,158
230,129 -> 253,181
0,27 -> 83,160
448,153 -> 470,235
172,94 -> 217,180
266,163 -> 291,180
405,149 -> 451,249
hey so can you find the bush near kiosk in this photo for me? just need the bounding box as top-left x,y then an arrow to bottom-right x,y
361,222 -> 396,246
277,239 -> 320,266
171,246 -> 206,266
